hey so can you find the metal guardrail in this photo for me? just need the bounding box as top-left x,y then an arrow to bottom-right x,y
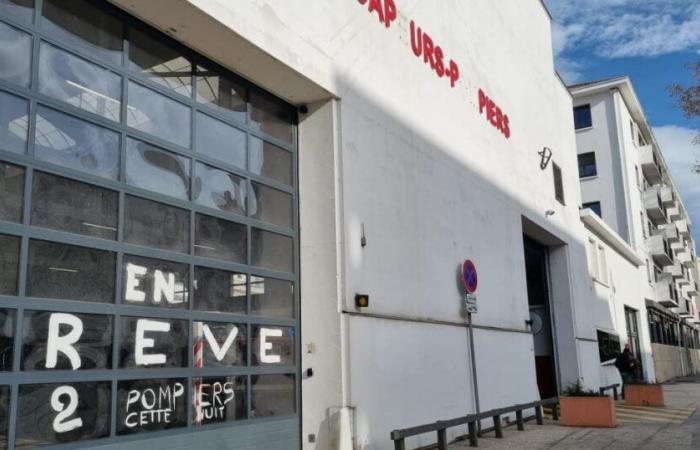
390,397 -> 559,449
599,383 -> 620,400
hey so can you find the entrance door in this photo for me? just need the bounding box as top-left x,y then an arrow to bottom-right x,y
625,307 -> 644,379
524,237 -> 558,399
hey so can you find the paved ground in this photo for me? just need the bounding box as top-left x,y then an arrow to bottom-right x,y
448,377 -> 700,449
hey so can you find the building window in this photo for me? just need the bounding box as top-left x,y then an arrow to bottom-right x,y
573,104 -> 592,130
0,0 -> 299,447
553,163 -> 565,205
577,152 -> 597,178
597,245 -> 608,284
597,330 -> 621,363
583,201 -> 602,217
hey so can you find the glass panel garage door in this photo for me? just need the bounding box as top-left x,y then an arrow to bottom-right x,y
0,0 -> 299,448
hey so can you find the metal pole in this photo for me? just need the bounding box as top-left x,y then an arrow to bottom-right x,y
468,312 -> 481,430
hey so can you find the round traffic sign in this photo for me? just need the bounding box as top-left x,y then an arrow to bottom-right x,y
462,259 -> 478,294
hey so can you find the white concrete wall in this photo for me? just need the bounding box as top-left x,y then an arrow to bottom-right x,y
109,1 -> 601,449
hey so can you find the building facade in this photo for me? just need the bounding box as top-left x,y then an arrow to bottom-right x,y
570,77 -> 700,383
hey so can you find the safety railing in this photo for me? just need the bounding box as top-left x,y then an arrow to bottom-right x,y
390,397 -> 559,449
599,383 -> 620,400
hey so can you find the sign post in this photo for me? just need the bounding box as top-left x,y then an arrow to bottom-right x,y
461,259 -> 481,430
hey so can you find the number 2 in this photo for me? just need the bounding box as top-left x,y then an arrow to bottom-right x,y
51,386 -> 83,433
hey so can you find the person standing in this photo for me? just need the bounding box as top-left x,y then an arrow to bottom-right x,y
615,345 -> 638,397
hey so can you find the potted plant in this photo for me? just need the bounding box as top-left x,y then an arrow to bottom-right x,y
559,381 -> 617,428
624,380 -> 664,406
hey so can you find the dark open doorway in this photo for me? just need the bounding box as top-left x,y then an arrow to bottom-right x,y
524,236 -> 558,399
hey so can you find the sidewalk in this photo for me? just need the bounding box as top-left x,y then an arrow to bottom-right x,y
449,377 -> 700,449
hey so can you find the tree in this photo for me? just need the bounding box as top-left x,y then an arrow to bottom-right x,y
670,59 -> 700,173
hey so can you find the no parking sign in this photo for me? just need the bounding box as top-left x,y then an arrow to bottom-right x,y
462,259 -> 478,313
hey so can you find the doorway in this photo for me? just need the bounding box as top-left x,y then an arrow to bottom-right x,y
524,236 -> 558,399
624,307 -> 644,380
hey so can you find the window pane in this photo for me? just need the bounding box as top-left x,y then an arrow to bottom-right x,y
250,276 -> 294,318
194,214 -> 246,263
16,382 -> 111,449
0,235 -> 19,296
0,161 -> 24,222
193,162 -> 245,215
250,91 -> 295,143
251,374 -> 295,418
192,376 -> 246,425
0,0 -> 33,23
0,385 -> 7,449
0,21 -> 31,87
0,90 -> 29,154
250,182 -> 293,228
250,137 -> 292,185
194,267 -> 246,314
27,240 -> 115,303
124,196 -> 190,253
34,106 -> 120,179
122,255 -> 188,308
129,28 -> 191,97
126,138 -> 190,200
0,309 -> 14,370
252,325 -> 294,366
195,64 -> 246,122
31,171 -> 118,240
22,311 -> 112,370
42,0 -> 122,64
127,81 -> 190,147
116,378 -> 186,435
252,228 -> 293,273
120,317 -> 187,368
195,112 -> 246,168
193,321 -> 246,367
573,104 -> 592,130
39,42 -> 122,121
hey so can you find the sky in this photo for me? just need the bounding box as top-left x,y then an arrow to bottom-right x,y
544,0 -> 700,253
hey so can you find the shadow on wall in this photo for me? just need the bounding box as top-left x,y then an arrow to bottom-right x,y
298,71 -> 600,449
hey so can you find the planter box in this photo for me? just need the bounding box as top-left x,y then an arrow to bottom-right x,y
625,384 -> 664,406
560,396 -> 617,428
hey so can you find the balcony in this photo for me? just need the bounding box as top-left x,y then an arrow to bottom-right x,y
661,223 -> 680,244
679,299 -> 694,318
640,145 -> 663,184
655,274 -> 679,307
667,203 -> 682,222
677,250 -> 694,268
676,219 -> 690,239
646,232 -> 673,266
687,283 -> 699,298
664,262 -> 683,279
643,187 -> 667,224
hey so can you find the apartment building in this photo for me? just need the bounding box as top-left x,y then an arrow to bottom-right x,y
570,77 -> 700,382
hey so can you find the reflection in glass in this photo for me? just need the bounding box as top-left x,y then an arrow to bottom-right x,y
0,309 -> 14,371
124,196 -> 190,253
250,182 -> 293,228
22,311 -> 112,370
0,90 -> 29,154
0,21 -> 31,88
192,322 -> 246,367
127,81 -> 190,147
31,171 -> 118,240
193,162 -> 245,215
252,228 -> 293,273
192,376 -> 246,425
34,106 -> 120,179
251,374 -> 295,418
194,267 -> 246,314
196,64 -> 246,122
129,28 -> 192,96
27,239 -> 116,303
0,161 -> 24,222
126,138 -> 190,200
252,325 -> 294,366
120,317 -> 187,368
0,235 -> 19,296
195,112 -> 246,168
0,0 -> 34,23
122,254 -> 188,308
250,276 -> 294,318
249,137 -> 292,185
250,91 -> 295,143
16,382 -> 111,448
116,378 -> 186,435
39,42 -> 122,121
42,0 -> 122,64
194,214 -> 246,263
